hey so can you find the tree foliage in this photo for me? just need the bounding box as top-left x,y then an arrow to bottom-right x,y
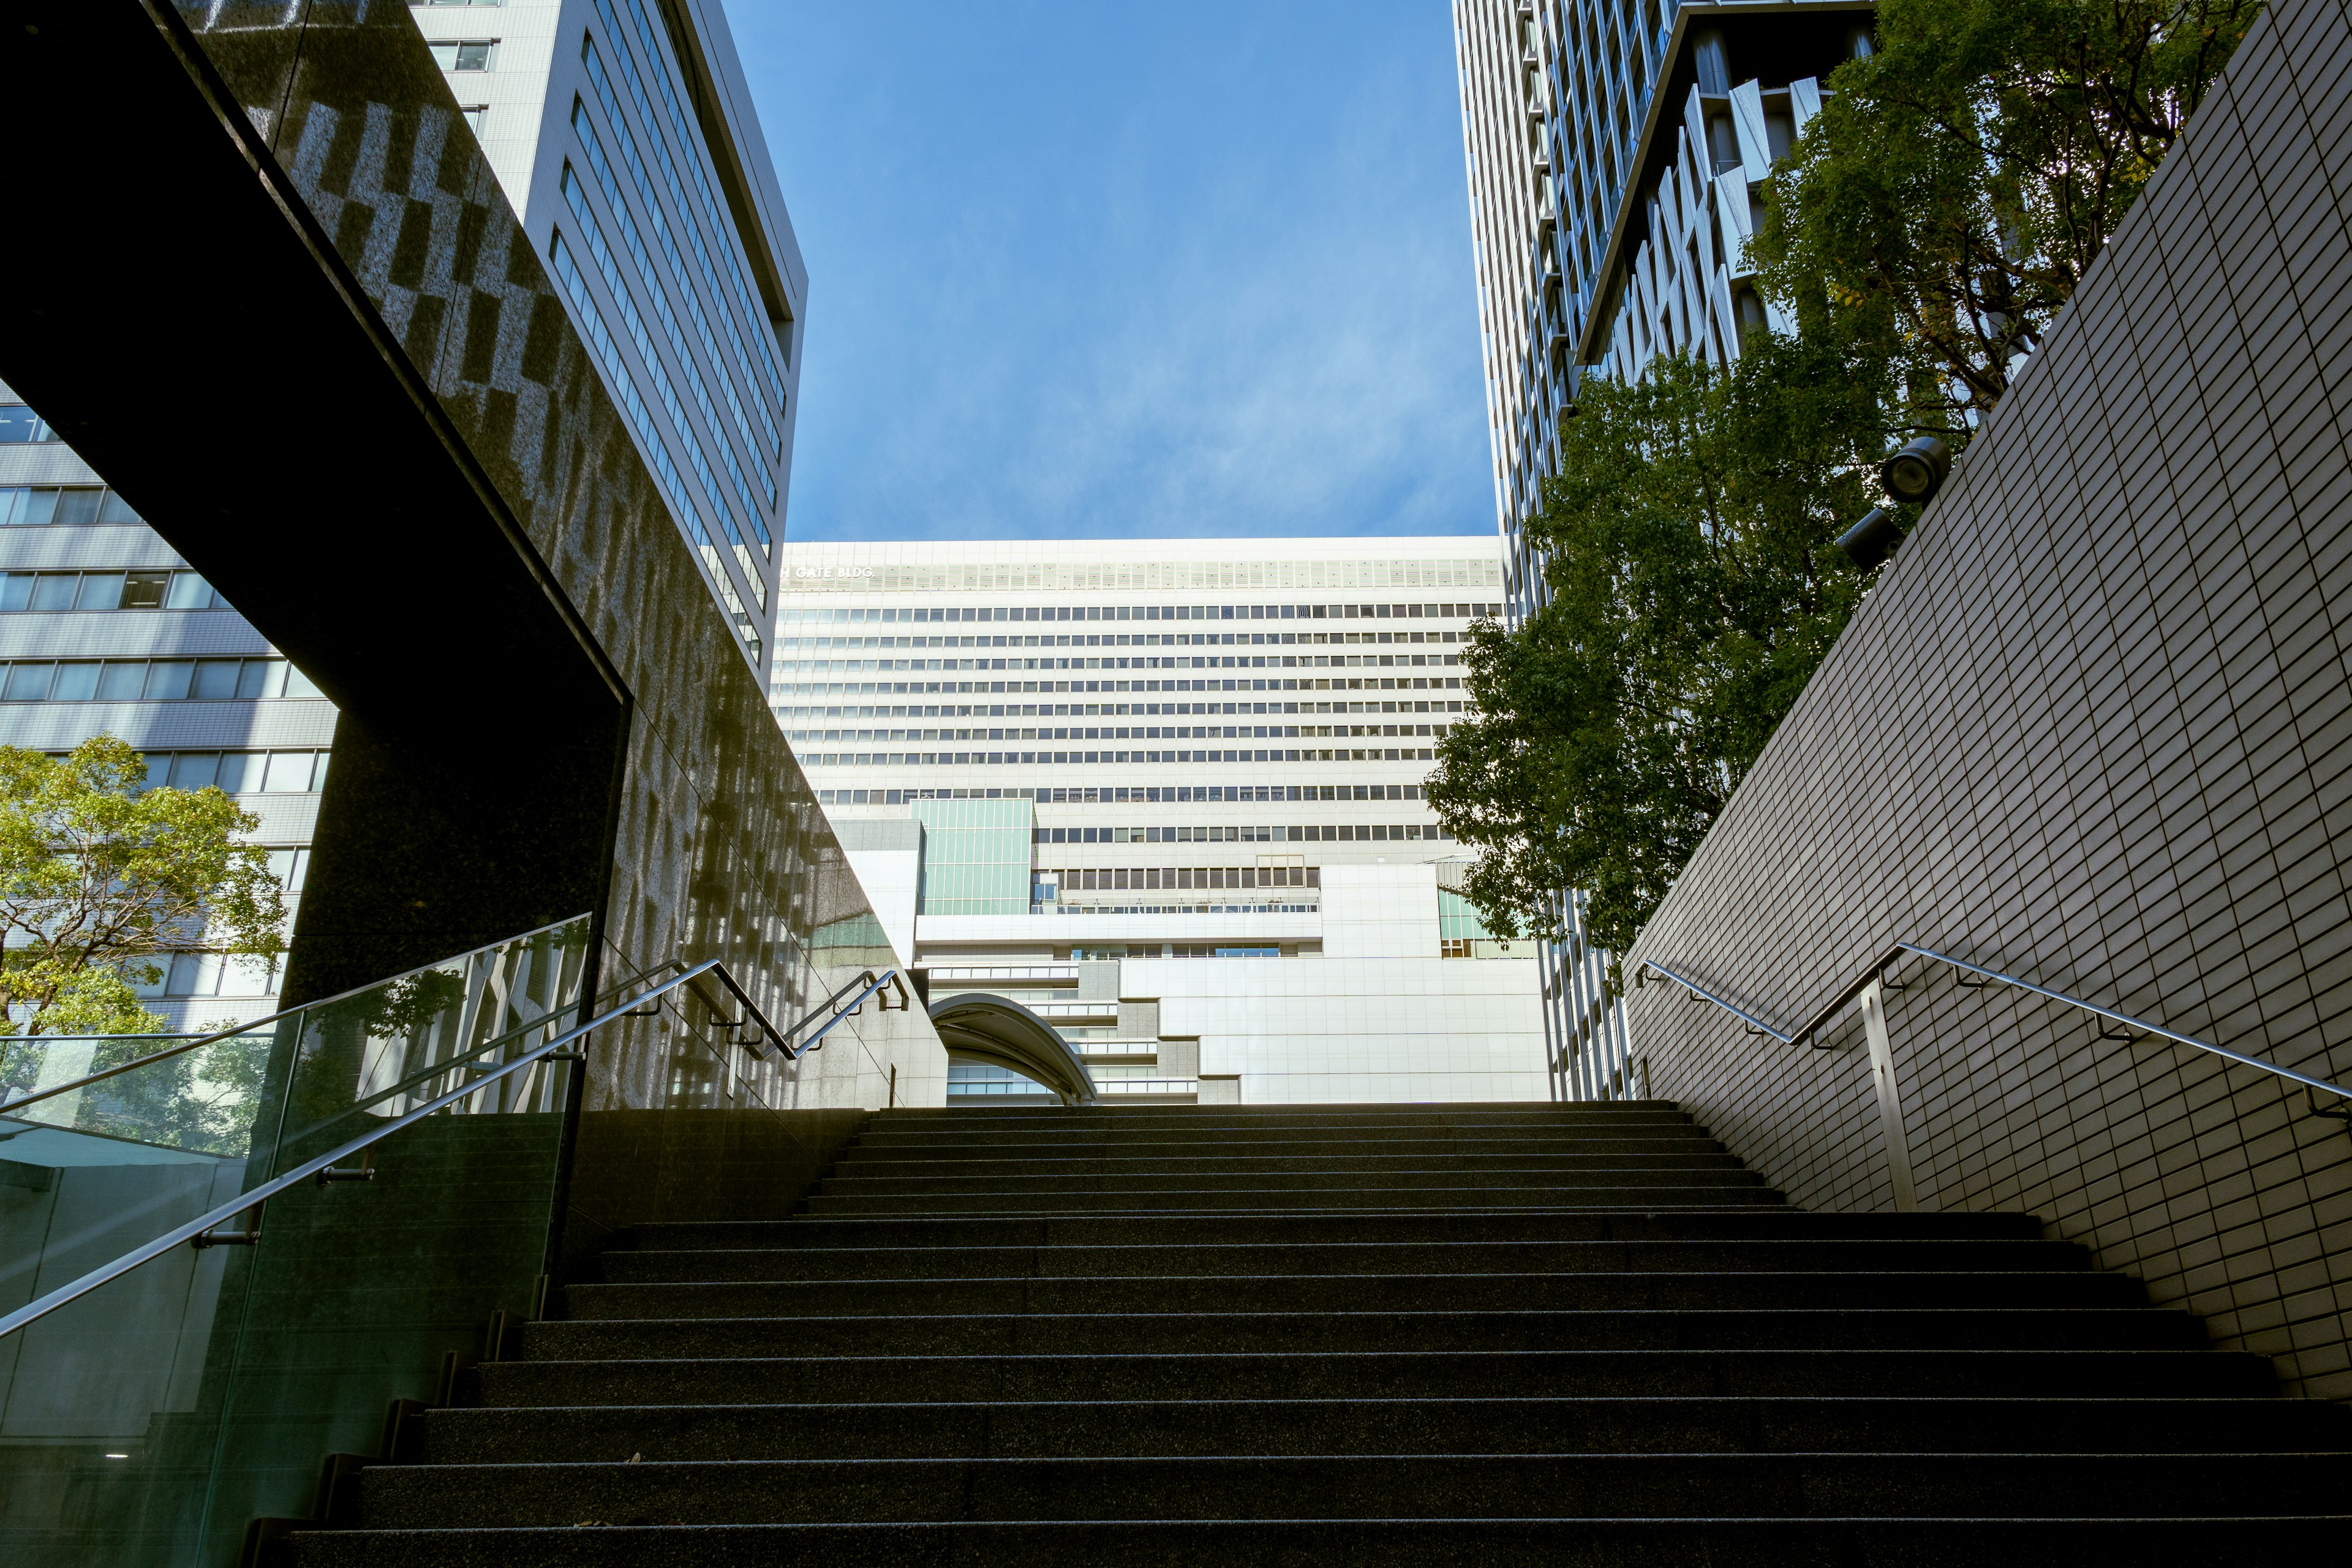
0,735 -> 287,1038
1752,0 -> 2261,427
1431,0 -> 2264,964
1427,332 -> 1889,957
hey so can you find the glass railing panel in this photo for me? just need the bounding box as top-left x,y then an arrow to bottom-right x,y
1,1033 -> 274,1159
0,1213 -> 256,1568
0,914 -> 594,1568
191,1100 -> 568,1566
265,918 -> 594,1175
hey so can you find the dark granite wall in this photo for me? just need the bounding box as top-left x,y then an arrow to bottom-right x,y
1623,0 -> 2352,1400
0,3 -> 937,1104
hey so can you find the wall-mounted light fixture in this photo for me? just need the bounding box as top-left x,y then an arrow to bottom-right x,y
1880,436 -> 1951,506
1837,508 -> 1904,571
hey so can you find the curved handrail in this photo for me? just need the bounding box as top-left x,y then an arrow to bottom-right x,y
0,956 -> 895,1346
1637,943 -> 2352,1105
0,914 -> 590,1117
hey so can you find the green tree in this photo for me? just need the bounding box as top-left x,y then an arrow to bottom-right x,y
1432,0 -> 2265,962
1427,331 -> 1888,959
1752,0 -> 2261,427
0,735 -> 287,1038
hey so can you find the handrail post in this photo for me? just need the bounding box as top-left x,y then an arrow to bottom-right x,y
1858,978 -> 1919,1212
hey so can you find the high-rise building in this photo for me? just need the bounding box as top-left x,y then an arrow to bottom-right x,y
0,1 -> 802,1030
0,383 -> 334,1033
772,537 -> 1551,1104
1453,0 -> 1874,1098
412,0 -> 805,666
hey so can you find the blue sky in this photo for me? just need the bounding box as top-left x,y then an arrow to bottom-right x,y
731,2 -> 1494,543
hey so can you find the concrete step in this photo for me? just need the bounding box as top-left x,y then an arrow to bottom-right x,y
797,1186 -> 1790,1215
598,1237 -> 2101,1281
276,1515 -> 2352,1568
620,1209 -> 2056,1253
815,1166 -> 1769,1196
347,1451 -> 2352,1526
418,1395 -> 2352,1463
527,1306 -> 2212,1355
854,1118 -> 1708,1148
576,1269 -> 2143,1316
479,1348 -> 2283,1406
827,1147 -> 1749,1170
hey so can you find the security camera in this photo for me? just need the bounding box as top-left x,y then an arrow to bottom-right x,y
1880,435 -> 1951,506
1836,507 -> 1903,571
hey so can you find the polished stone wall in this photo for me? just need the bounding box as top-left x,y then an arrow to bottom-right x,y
1624,0 -> 2352,1400
0,4 -> 943,1110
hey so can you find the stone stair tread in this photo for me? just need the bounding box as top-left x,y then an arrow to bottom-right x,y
280,1101 -> 2346,1562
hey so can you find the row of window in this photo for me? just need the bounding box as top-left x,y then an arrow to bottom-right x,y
803,747 -> 1436,769
1,485 -> 144,527
1041,812 -> 1428,844
777,699 -> 1460,722
780,602 -> 1500,625
0,657 -> 322,703
1,570 -> 221,612
1051,901 -> 1319,918
777,655 -> 1461,671
778,676 -> 1463,699
821,784 -> 1419,807
1046,865 -> 1324,894
793,722 -> 1449,747
778,631 -> 1464,650
780,678 -> 1462,700
137,750 -> 333,796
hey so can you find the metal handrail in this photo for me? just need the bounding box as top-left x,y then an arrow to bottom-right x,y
1639,943 -> 2352,1104
0,957 -> 897,1344
778,968 -> 908,1056
594,957 -> 907,1059
1637,959 -> 1793,1043
0,915 -> 589,1117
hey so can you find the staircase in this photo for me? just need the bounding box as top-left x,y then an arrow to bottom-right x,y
284,1101 -> 2350,1564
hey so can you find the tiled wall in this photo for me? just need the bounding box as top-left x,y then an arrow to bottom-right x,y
1624,0 -> 2352,1400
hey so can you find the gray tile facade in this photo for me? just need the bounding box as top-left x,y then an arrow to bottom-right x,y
1624,0 -> 2352,1400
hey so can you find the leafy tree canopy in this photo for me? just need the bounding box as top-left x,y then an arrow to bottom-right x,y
0,735 -> 287,1037
1427,330 -> 1889,957
1431,0 -> 2263,967
1752,0 -> 2260,426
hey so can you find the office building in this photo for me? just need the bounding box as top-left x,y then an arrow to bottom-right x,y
0,386 -> 334,1032
0,0 -> 804,1030
1452,1 -> 1874,1097
774,537 -> 1551,1104
412,0 -> 805,666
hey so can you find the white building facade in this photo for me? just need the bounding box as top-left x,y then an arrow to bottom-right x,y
773,538 -> 1551,1106
412,0 -> 806,667
1453,0 -> 1872,1100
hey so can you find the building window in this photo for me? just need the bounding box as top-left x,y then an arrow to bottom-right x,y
1,568 -> 212,611
460,105 -> 489,135
429,39 -> 499,71
0,405 -> 53,443
0,486 -> 142,526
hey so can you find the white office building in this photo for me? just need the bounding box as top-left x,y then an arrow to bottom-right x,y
772,537 -> 1550,1106
1453,0 -> 1872,1099
413,0 -> 805,666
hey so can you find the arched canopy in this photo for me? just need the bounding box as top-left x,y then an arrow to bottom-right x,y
928,992 -> 1098,1106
